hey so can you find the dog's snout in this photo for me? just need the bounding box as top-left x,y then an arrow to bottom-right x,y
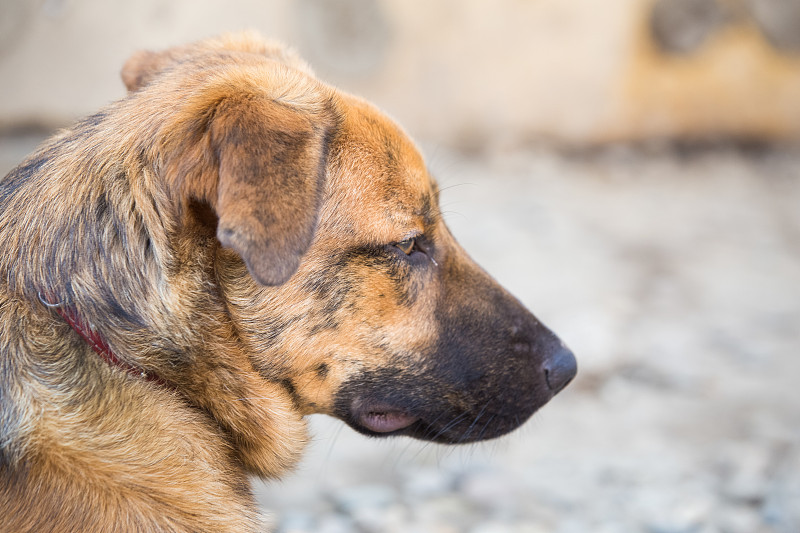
543,345 -> 577,393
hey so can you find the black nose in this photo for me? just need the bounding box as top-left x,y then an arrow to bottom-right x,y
544,345 -> 577,393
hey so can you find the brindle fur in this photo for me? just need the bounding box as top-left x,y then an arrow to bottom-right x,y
0,32 -> 575,532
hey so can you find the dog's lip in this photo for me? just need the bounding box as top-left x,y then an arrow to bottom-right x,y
353,402 -> 420,433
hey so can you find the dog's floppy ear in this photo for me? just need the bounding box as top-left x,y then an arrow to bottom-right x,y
162,70 -> 339,286
121,50 -> 168,92
208,94 -> 336,286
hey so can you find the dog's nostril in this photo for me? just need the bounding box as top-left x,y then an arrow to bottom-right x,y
544,345 -> 577,393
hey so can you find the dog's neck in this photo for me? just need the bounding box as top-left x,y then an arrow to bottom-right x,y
53,304 -> 168,387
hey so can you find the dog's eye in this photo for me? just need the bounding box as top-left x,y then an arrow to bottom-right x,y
395,238 -> 416,255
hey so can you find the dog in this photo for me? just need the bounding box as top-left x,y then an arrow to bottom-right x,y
0,32 -> 576,532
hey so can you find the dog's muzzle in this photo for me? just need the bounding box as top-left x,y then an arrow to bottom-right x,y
334,324 -> 576,444
333,243 -> 577,444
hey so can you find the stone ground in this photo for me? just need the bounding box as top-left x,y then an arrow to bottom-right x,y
2,135 -> 799,532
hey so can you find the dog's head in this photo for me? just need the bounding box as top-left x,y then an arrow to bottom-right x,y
123,32 -> 576,444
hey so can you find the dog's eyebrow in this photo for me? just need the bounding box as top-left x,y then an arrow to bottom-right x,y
424,175 -> 444,224
416,190 -> 438,227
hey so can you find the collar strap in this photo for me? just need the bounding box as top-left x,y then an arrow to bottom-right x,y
46,299 -> 168,387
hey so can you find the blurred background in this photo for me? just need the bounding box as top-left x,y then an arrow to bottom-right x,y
2,1 -> 799,532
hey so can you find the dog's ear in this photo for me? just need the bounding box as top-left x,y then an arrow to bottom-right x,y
204,93 -> 336,286
155,70 -> 337,287
121,50 -> 167,92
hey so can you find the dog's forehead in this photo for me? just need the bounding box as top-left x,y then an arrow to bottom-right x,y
323,95 -> 437,241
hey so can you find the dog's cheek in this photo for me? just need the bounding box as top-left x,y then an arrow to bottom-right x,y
294,267 -> 439,413
282,358 -> 354,415
216,242 -> 440,415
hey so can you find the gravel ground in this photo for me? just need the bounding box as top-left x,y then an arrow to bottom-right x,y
2,136 -> 799,532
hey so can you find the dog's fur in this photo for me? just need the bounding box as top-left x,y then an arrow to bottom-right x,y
0,32 -> 575,532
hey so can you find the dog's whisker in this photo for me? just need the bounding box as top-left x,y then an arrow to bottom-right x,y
419,411 -> 450,438
292,377 -> 315,397
457,400 -> 491,444
416,412 -> 454,442
438,210 -> 470,223
428,411 -> 472,443
401,410 -> 456,464
395,435 -> 423,468
321,421 -> 346,479
476,413 -> 498,442
311,377 -> 327,404
436,182 -> 474,193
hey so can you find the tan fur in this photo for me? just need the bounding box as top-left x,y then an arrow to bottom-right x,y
0,32 -> 574,531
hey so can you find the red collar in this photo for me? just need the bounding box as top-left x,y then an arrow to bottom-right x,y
43,295 -> 168,387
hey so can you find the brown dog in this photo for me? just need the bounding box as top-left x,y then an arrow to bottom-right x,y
0,32 -> 576,532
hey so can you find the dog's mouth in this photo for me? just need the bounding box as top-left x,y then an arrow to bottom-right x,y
341,396 -> 520,443
334,356 -> 570,444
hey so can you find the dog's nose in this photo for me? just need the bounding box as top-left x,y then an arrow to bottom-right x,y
544,345 -> 577,393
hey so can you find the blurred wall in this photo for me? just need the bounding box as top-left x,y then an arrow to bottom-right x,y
1,0 -> 799,146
